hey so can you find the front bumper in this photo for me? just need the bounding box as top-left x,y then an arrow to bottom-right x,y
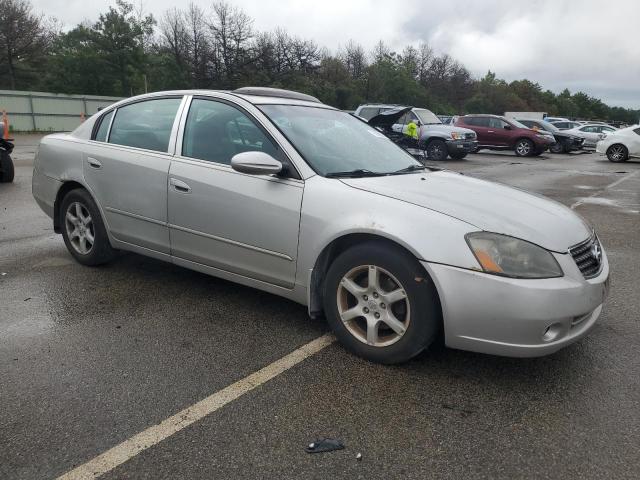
446,139 -> 478,154
422,248 -> 609,357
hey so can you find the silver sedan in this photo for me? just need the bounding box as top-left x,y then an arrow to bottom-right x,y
32,88 -> 610,364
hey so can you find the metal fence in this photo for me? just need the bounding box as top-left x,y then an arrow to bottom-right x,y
0,90 -> 123,132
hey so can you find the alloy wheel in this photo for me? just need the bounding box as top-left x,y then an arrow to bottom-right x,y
65,201 -> 95,254
608,145 -> 627,162
336,264 -> 411,347
516,140 -> 531,156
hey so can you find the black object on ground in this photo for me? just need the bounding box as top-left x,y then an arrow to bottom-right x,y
305,438 -> 345,454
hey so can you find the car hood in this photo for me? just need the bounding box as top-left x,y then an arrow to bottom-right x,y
423,124 -> 476,135
368,107 -> 413,128
341,171 -> 591,252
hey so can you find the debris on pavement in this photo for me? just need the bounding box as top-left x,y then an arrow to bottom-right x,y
305,438 -> 345,454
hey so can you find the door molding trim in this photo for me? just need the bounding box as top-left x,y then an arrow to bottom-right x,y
169,223 -> 294,262
104,206 -> 167,226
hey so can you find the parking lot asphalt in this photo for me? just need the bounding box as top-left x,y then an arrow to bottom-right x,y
1,136 -> 639,480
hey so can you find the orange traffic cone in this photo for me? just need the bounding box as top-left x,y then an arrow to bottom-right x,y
2,110 -> 9,140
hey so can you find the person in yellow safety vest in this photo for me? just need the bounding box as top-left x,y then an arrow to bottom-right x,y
406,119 -> 419,140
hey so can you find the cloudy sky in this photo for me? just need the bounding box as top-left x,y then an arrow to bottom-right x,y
34,0 -> 640,108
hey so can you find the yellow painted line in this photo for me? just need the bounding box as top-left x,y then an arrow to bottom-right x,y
57,333 -> 336,480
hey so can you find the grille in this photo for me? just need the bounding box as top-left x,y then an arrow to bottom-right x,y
569,235 -> 602,279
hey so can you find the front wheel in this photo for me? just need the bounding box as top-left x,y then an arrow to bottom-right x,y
0,150 -> 14,183
425,139 -> 448,161
515,138 -> 534,157
323,242 -> 441,364
606,144 -> 628,162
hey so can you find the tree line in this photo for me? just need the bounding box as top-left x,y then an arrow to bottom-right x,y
1,0 -> 638,123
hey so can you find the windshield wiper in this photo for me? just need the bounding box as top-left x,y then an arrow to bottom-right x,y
325,169 -> 386,178
390,164 -> 427,174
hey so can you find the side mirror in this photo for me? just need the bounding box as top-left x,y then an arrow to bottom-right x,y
503,125 -> 512,130
231,151 -> 282,175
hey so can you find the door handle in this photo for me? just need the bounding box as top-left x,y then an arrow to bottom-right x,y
487,130 -> 495,133
87,157 -> 102,169
170,177 -> 191,193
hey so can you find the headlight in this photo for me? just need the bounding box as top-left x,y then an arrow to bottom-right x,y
465,232 -> 563,279
450,132 -> 463,140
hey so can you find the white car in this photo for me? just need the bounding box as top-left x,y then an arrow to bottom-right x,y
596,125 -> 640,162
564,124 -> 618,148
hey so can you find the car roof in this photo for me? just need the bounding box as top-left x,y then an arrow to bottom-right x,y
105,88 -> 337,110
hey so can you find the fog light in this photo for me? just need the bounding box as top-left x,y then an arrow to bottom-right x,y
542,323 -> 563,342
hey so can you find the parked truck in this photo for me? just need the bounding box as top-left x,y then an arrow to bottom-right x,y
504,111 -> 548,122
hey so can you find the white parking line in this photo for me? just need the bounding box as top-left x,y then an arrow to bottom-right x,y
57,333 -> 336,480
571,171 -> 638,209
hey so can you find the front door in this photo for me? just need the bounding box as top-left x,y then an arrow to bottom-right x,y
83,96 -> 184,253
167,98 -> 303,288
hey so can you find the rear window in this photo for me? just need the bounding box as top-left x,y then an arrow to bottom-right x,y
108,97 -> 182,152
465,116 -> 490,127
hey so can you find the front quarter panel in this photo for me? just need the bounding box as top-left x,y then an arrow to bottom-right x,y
297,175 -> 481,285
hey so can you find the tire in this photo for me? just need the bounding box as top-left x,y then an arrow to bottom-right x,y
425,139 -> 448,161
606,144 -> 628,162
60,188 -> 116,266
323,241 -> 441,364
449,151 -> 468,160
0,150 -> 14,183
514,138 -> 534,157
549,142 -> 563,154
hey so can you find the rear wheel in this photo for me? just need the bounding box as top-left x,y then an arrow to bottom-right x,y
0,150 -> 14,183
606,144 -> 628,162
515,138 -> 534,157
60,188 -> 116,266
323,242 -> 441,364
425,139 -> 448,161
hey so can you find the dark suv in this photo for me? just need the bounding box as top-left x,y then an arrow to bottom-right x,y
455,114 -> 554,156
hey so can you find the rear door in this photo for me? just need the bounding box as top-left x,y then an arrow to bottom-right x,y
167,97 -> 303,288
466,117 -> 492,144
83,96 -> 185,254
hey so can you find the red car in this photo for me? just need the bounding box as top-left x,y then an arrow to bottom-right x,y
455,114 -> 555,157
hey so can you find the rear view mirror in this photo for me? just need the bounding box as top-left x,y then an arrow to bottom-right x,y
231,151 -> 282,175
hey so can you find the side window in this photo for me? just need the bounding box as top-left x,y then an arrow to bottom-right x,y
182,99 -> 283,166
408,112 -> 419,123
519,120 -> 533,128
94,110 -> 114,142
464,117 -> 478,126
633,128 -> 640,136
397,113 -> 409,125
108,97 -> 182,152
489,117 -> 507,129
